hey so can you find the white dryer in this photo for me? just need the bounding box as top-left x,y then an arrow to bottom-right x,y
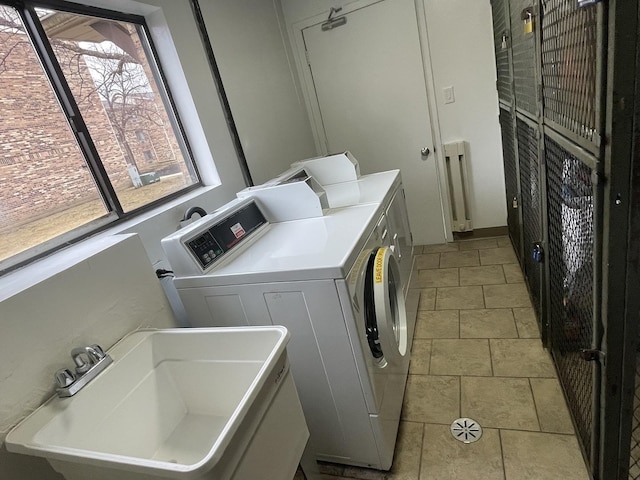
242,152 -> 416,296
162,198 -> 410,470
237,154 -> 418,340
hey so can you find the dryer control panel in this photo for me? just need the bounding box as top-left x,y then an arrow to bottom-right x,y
186,201 -> 267,270
162,198 -> 270,276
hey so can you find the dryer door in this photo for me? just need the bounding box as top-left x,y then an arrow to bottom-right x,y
364,247 -> 408,367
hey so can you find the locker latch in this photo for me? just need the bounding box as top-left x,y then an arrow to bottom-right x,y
581,349 -> 605,365
512,196 -> 518,209
532,242 -> 544,264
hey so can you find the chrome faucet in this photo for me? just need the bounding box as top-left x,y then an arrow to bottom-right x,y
71,345 -> 105,374
55,344 -> 112,397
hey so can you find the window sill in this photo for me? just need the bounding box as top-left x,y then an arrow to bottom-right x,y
99,184 -> 218,236
0,185 -> 219,303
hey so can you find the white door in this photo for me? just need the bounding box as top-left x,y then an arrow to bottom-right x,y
302,0 -> 446,245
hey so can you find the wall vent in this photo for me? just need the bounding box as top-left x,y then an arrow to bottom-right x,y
443,141 -> 473,232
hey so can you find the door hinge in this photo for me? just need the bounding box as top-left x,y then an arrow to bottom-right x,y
305,48 -> 311,66
581,349 -> 605,365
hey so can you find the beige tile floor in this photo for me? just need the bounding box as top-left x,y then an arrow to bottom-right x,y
315,236 -> 590,480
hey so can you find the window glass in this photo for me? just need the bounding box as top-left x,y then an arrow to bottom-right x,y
0,5 -> 108,262
42,10 -> 198,212
0,4 -> 200,268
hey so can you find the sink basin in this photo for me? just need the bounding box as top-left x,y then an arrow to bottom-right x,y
6,327 -> 308,480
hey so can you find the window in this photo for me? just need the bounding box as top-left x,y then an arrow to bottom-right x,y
135,130 -> 146,142
0,2 -> 199,271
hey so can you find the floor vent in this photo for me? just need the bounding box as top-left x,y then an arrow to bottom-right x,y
450,418 -> 483,443
443,141 -> 473,232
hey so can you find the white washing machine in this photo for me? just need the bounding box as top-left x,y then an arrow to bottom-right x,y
162,198 -> 410,470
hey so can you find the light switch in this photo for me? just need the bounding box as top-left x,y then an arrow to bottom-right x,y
443,86 -> 455,104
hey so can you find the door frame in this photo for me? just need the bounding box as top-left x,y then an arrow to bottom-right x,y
287,0 -> 454,241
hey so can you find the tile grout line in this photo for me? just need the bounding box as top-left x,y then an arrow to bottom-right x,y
482,284 -> 487,309
528,378 -> 543,432
428,338 -> 433,375
488,338 -> 496,376
498,429 -> 508,480
458,375 -> 462,419
417,422 -> 426,480
497,427 -> 579,437
405,372 -> 557,380
487,337 -> 495,376
512,308 -> 522,338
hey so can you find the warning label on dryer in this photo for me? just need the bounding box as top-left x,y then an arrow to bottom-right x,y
230,222 -> 246,239
374,248 -> 385,283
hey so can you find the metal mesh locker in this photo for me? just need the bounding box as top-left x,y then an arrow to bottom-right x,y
499,107 -> 520,258
510,0 -> 538,116
516,117 -> 542,323
491,0 -> 512,104
545,134 -> 595,468
625,28 -> 640,477
541,0 -> 599,146
629,362 -> 640,479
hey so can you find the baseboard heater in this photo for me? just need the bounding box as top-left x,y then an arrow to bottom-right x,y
443,141 -> 473,232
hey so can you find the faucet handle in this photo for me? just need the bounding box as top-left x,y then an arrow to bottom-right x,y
55,368 -> 76,389
89,344 -> 106,360
71,345 -> 107,375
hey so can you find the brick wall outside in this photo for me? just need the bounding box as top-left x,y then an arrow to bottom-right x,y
0,29 -> 189,230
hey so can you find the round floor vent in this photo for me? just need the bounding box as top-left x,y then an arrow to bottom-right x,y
450,418 -> 483,444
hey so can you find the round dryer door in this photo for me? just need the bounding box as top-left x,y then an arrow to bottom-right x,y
364,247 -> 408,367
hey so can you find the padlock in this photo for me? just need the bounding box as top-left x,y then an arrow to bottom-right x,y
532,242 -> 544,264
522,8 -> 534,34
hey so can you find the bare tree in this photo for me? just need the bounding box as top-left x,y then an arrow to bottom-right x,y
0,6 -> 165,173
0,7 -> 136,74
57,40 -> 164,172
0,6 -> 28,74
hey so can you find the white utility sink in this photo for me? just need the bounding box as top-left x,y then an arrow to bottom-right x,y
6,327 -> 308,480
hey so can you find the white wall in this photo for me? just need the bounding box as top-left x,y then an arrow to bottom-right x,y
0,0 -> 255,477
280,0 -> 507,231
0,0 -> 508,475
198,0 -> 317,185
0,235 -> 177,479
423,0 -> 507,229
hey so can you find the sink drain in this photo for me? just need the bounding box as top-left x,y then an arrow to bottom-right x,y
450,418 -> 482,444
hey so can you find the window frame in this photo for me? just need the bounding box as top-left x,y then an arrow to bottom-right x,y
0,0 -> 201,274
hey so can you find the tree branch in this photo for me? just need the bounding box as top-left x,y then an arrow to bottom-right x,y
51,39 -> 138,64
0,15 -> 23,33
